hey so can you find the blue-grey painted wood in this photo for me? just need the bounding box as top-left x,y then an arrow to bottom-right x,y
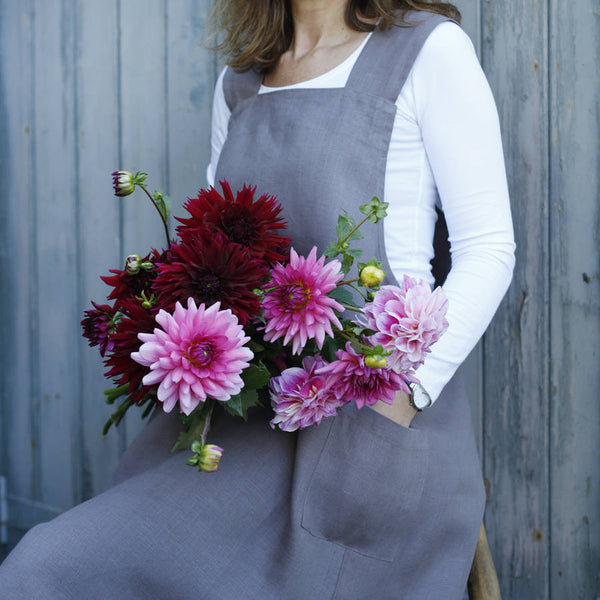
0,0 -> 37,511
33,0 -> 81,509
549,0 -> 600,597
77,0 -> 123,499
481,2 -> 551,599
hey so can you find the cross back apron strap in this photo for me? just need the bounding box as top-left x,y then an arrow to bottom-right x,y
217,10 -> 457,288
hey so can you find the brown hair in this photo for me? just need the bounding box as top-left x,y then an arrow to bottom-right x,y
210,1 -> 461,72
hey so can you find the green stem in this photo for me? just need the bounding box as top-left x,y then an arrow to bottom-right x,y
337,331 -> 374,354
338,209 -> 374,246
139,184 -> 171,248
340,303 -> 363,313
346,282 -> 369,301
201,400 -> 215,442
337,278 -> 360,286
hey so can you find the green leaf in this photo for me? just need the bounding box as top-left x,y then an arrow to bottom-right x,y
357,257 -> 383,272
321,336 -> 339,362
328,286 -> 358,307
171,407 -> 207,453
346,248 -> 363,261
336,213 -> 355,240
359,197 -> 389,223
242,362 -> 271,390
324,241 -> 340,258
341,253 -> 354,275
103,383 -> 130,405
222,389 -> 261,421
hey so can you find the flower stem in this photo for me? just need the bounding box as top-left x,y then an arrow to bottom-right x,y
346,282 -> 369,301
139,184 -> 171,248
338,209 -> 374,247
337,278 -> 360,286
337,331 -> 374,354
201,400 -> 214,442
340,303 -> 363,313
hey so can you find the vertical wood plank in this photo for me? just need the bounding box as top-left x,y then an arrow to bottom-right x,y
166,0 -> 215,214
453,0 -> 484,458
119,0 -> 168,447
76,0 -> 122,499
0,0 -> 36,509
32,0 -> 80,509
480,2 -> 550,598
549,1 -> 600,598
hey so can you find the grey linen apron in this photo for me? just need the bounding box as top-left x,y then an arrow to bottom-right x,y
0,11 -> 485,600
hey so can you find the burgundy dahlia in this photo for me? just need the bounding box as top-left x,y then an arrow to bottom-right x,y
103,299 -> 159,405
101,247 -> 170,309
81,301 -> 119,357
177,181 -> 290,264
152,233 -> 268,325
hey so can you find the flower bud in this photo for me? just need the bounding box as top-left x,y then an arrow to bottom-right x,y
360,265 -> 385,287
125,254 -> 142,275
111,170 -> 135,197
364,355 -> 387,369
197,443 -> 224,473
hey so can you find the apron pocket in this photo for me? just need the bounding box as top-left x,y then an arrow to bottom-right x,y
300,403 -> 430,562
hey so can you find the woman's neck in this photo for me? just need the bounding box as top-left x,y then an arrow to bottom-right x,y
289,0 -> 353,57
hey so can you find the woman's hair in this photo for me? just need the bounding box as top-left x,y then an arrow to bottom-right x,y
210,1 -> 461,72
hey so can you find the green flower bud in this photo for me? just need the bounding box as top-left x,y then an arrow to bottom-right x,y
360,265 -> 385,287
364,355 -> 387,369
111,171 -> 135,197
125,254 -> 142,275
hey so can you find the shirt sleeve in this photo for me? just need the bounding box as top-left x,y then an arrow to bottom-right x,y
407,22 -> 516,403
206,66 -> 231,187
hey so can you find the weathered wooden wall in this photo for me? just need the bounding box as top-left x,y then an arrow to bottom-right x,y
0,1 -> 598,598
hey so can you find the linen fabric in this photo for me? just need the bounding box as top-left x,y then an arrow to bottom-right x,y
208,21 -> 516,403
0,11 -> 488,599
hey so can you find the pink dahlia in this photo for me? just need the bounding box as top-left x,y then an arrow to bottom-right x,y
262,247 -> 343,355
359,276 -> 449,373
131,298 -> 253,415
269,355 -> 344,431
316,342 -> 411,410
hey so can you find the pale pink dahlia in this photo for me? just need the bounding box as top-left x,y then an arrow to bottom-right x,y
269,356 -> 344,431
131,298 -> 253,415
359,276 -> 449,373
262,247 -> 343,355
316,342 -> 411,410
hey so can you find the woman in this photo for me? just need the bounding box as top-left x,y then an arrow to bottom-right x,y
0,1 -> 515,598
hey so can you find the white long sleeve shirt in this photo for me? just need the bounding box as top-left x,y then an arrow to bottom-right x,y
206,21 -> 516,404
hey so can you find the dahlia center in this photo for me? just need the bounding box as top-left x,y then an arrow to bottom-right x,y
280,284 -> 311,311
185,340 -> 216,368
222,211 -> 254,245
194,273 -> 224,303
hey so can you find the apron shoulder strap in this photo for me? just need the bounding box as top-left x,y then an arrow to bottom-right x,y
346,11 -> 459,103
222,67 -> 262,113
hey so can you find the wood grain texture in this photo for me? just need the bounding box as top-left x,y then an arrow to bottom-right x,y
76,0 -> 122,500
480,1 -> 551,598
32,0 -> 81,509
548,0 -> 600,597
0,0 -> 36,508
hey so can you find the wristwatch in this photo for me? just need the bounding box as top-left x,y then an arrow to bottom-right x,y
408,382 -> 432,411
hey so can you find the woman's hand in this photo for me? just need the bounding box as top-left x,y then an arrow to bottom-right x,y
367,390 -> 418,428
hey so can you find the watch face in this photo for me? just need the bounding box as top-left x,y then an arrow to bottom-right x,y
412,383 -> 432,409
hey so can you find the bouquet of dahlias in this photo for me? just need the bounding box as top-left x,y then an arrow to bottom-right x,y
82,171 -> 449,472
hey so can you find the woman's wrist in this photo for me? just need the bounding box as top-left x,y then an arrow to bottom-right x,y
367,390 -> 418,428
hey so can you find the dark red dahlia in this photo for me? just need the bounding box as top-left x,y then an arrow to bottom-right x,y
101,247 -> 172,308
177,180 -> 290,264
81,301 -> 120,357
152,233 -> 268,325
103,299 -> 158,405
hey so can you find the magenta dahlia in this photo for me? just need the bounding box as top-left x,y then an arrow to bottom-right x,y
269,356 -> 344,431
152,234 -> 267,326
316,342 -> 411,410
359,276 -> 449,373
177,181 -> 291,264
262,247 -> 343,355
131,298 -> 254,415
